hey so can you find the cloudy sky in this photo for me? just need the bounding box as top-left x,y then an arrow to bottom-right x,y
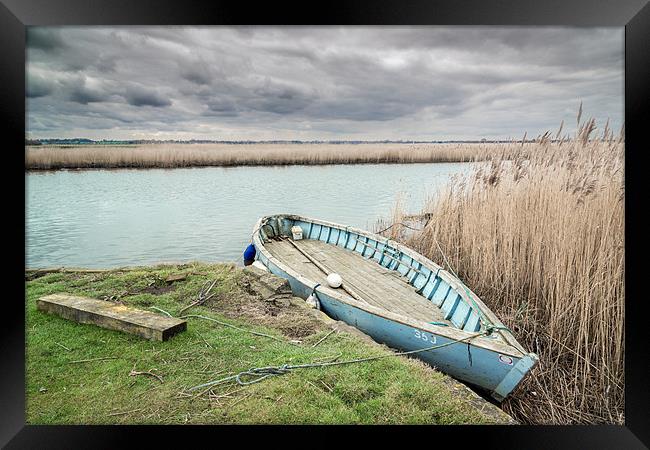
26,27 -> 624,141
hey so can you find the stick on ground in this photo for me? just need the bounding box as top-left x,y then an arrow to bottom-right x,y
129,366 -> 164,383
70,356 -> 118,364
312,328 -> 337,348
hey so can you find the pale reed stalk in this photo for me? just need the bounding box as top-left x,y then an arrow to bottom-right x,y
383,118 -> 624,425
26,142 -> 522,170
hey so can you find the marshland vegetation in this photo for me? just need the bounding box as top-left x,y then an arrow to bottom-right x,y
380,114 -> 625,424
27,142 -> 519,170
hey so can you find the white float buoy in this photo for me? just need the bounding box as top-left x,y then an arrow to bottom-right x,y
326,273 -> 343,288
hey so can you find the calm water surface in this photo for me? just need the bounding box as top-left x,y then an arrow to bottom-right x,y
26,163 -> 474,268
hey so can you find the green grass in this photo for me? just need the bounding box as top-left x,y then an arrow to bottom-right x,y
26,263 -> 508,424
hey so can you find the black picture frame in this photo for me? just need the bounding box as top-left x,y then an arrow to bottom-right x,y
4,0 -> 649,447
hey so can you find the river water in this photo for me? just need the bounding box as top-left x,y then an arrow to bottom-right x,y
26,162 -> 474,268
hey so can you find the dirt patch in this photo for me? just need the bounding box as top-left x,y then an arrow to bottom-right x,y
199,270 -> 326,340
140,285 -> 176,295
260,309 -> 325,339
210,291 -> 326,340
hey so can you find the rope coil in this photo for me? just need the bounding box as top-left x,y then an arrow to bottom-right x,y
236,365 -> 292,385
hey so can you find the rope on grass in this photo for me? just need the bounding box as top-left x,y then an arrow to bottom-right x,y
179,314 -> 299,346
188,330 -> 486,392
150,306 -> 172,317
177,279 -> 218,316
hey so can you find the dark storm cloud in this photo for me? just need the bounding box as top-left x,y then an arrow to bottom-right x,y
69,86 -> 110,104
182,67 -> 212,85
246,81 -> 314,114
26,27 -> 623,140
180,58 -> 214,85
124,86 -> 172,107
204,98 -> 239,116
26,73 -> 54,98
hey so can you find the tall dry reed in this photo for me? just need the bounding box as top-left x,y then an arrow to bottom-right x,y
26,142 -> 523,170
381,117 -> 624,424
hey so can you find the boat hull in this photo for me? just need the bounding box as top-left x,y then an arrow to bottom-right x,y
253,214 -> 538,401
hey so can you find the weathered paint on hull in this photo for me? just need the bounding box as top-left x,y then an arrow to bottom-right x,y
254,214 -> 538,401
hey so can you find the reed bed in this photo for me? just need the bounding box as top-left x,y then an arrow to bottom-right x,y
25,142 -> 521,170
379,116 -> 624,424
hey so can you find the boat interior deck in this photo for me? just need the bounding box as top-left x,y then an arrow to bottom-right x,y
264,238 -> 451,325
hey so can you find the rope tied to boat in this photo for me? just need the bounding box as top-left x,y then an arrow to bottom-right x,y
188,330 -> 487,392
373,218 -> 493,331
484,324 -> 512,335
375,218 -> 517,344
376,218 -> 511,337
307,283 -> 322,310
251,218 -> 269,242
376,221 -> 424,235
425,230 -> 516,336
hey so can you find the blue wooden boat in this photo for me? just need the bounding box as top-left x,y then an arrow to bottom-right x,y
252,214 -> 538,401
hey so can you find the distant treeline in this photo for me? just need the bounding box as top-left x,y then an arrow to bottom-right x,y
26,138 -> 527,146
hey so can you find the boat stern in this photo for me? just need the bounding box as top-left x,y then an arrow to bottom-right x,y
491,352 -> 539,402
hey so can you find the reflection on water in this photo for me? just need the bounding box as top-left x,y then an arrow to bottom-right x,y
26,163 -> 474,268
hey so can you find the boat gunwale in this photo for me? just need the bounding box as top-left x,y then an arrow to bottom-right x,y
253,214 -> 529,358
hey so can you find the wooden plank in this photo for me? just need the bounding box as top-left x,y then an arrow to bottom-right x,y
280,240 -> 390,307
271,240 -> 384,312
165,273 -> 187,283
266,239 -> 450,325
305,240 -> 420,312
301,240 -> 440,310
285,238 -> 370,305
37,294 -> 186,341
298,240 -> 423,315
316,242 -> 447,323
346,236 -> 428,276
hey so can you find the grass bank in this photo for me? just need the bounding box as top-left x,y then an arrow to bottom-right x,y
379,116 -> 624,424
25,142 -> 519,170
26,263 -> 511,424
